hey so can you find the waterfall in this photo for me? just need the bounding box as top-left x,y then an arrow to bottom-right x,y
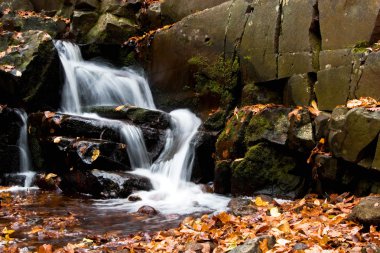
13,109 -> 35,188
55,41 -> 229,214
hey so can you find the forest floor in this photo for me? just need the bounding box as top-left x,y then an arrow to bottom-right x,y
0,188 -> 379,253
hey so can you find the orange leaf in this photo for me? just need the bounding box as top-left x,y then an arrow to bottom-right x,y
259,238 -> 269,253
38,244 -> 53,253
44,111 -> 56,119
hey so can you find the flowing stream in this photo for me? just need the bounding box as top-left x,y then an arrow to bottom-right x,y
54,41 -> 229,215
13,109 -> 35,188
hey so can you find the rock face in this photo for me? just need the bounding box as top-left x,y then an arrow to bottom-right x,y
0,30 -> 61,109
229,235 -> 276,253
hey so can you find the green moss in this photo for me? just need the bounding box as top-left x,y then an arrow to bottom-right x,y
188,55 -> 239,109
352,41 -> 371,53
244,113 -> 271,146
231,142 -> 300,195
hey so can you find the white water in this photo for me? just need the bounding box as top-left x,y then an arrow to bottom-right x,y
55,41 -> 229,214
13,109 -> 35,188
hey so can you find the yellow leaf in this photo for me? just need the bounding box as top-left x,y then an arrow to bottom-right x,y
115,105 -> 126,111
2,227 -> 14,235
53,137 -> 62,143
91,148 -> 100,162
29,226 -> 43,234
83,238 -> 93,243
255,196 -> 269,207
45,173 -> 57,180
278,220 -> 291,233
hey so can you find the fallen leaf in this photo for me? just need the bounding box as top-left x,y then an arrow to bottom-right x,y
255,196 -> 269,207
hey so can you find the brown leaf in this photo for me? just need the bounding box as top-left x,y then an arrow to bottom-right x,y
44,111 -> 56,119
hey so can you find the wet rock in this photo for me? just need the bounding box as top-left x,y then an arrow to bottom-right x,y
228,198 -> 257,217
128,195 -> 142,202
349,196 -> 380,225
319,0 -> 380,50
0,31 -> 61,108
244,107 -> 291,146
231,142 -> 304,199
203,110 -> 226,132
58,169 -> 152,198
160,0 -> 228,23
84,105 -> 171,130
229,235 -> 276,253
28,112 -> 167,166
191,130 -> 217,183
213,160 -> 231,194
85,13 -> 138,44
0,174 -> 27,186
0,107 -> 27,174
137,205 -> 158,216
29,0 -> 65,15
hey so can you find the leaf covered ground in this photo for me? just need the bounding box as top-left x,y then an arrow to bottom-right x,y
0,189 -> 379,253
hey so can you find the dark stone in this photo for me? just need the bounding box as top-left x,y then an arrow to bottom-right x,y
191,130 -> 217,183
137,205 -> 158,216
349,196 -> 380,225
287,108 -> 315,152
229,235 -> 276,253
283,74 -> 313,107
203,110 -> 226,132
121,173 -> 153,197
213,160 -> 231,194
241,82 -> 283,106
0,174 -> 26,186
128,195 -> 142,202
231,142 -> 304,199
314,112 -> 331,140
228,198 -> 257,217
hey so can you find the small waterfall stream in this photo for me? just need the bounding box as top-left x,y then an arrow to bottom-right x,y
55,41 -> 229,214
13,109 -> 35,188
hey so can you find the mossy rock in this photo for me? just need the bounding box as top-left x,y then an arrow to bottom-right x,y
244,107 -> 291,147
231,142 -> 304,198
203,109 -> 226,131
215,109 -> 253,160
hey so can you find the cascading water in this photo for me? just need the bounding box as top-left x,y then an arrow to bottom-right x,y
55,41 -> 229,214
13,109 -> 35,188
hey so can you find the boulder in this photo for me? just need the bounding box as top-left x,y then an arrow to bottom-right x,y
349,196 -> 380,225
71,11 -> 99,42
85,13 -> 138,44
100,0 -> 142,19
28,111 -> 167,168
329,108 -> 380,163
29,0 -> 65,15
0,30 -> 61,108
137,205 -> 158,215
287,108 -> 315,152
244,107 -> 291,146
216,108 -> 253,160
319,0 -> 380,50
160,0 -> 228,23
231,142 -> 304,198
229,235 -> 276,253
137,2 -> 163,30
59,169 -> 152,198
